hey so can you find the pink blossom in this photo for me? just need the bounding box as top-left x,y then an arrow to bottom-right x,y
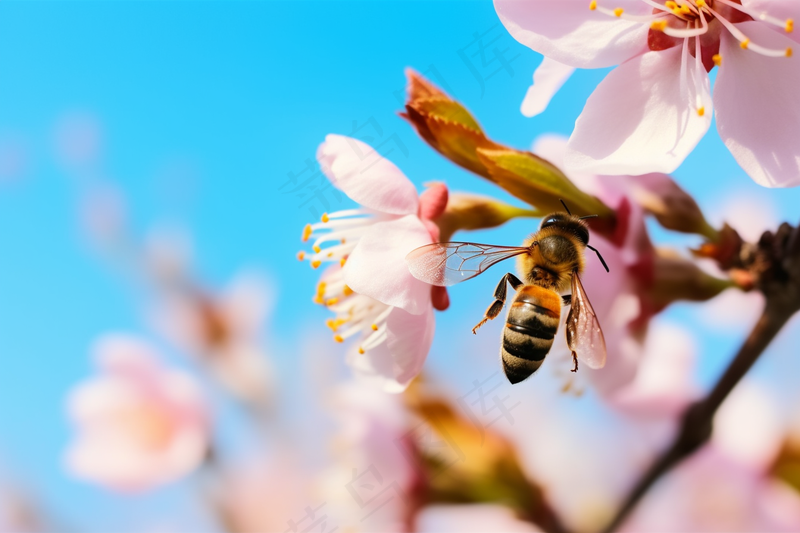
64,334 -> 210,491
416,505 -> 543,532
497,0 -> 800,187
521,57 -> 575,118
299,134 -> 447,392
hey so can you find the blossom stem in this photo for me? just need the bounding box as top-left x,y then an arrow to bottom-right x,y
600,221 -> 800,533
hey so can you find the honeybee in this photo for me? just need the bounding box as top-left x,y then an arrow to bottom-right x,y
406,203 -> 608,384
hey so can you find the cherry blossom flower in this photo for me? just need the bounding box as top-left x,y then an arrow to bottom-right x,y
496,0 -> 800,187
416,505 -> 543,532
298,134 -> 447,392
64,334 -> 209,491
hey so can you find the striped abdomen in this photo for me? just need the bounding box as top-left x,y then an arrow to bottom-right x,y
501,285 -> 562,384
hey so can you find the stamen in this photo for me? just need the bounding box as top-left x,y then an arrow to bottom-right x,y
302,224 -> 312,242
614,7 -> 624,17
321,213 -> 329,223
313,244 -> 321,253
358,347 -> 365,354
343,285 -> 353,296
589,0 -> 597,10
297,251 -> 305,261
334,334 -> 344,343
715,0 -> 794,33
712,54 -> 722,66
311,260 -> 321,269
705,4 -> 792,57
740,38 -> 750,49
371,324 -> 379,331
326,297 -> 339,306
340,257 -> 347,267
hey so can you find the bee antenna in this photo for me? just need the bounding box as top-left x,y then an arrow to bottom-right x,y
587,244 -> 609,273
559,198 -> 572,215
579,214 -> 598,220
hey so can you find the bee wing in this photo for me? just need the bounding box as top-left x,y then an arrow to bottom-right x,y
566,271 -> 607,369
405,242 -> 530,287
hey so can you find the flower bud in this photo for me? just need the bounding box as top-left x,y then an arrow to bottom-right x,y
432,192 -> 541,242
631,173 -> 718,240
646,248 -> 735,311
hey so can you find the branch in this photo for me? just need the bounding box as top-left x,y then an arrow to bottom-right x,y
600,220 -> 800,533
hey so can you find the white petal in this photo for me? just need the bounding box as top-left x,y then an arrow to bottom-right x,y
521,58 -> 575,118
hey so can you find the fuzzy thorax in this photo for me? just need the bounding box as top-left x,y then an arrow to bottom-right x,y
518,225 -> 587,292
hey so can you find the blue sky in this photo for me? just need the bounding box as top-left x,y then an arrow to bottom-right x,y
1,1 -> 799,530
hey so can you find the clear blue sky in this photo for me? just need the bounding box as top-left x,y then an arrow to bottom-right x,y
1,1 -> 799,531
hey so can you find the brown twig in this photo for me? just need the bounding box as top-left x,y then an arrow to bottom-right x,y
599,221 -> 800,533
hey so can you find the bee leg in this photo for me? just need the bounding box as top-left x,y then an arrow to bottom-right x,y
570,351 -> 578,373
562,294 -> 572,307
472,273 -> 523,334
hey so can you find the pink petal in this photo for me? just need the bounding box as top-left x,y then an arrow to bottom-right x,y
565,47 -> 712,175
521,58 -> 575,118
317,134 -> 419,215
418,182 -> 448,221
715,22 -> 800,187
348,306 -> 435,393
741,1 -> 800,44
494,0 -> 650,68
386,306 -> 435,387
343,215 -> 433,315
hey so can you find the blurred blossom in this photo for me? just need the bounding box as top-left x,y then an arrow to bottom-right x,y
497,0 -> 800,187
143,227 -> 195,285
53,112 -> 102,169
319,381 -> 421,532
623,383 -> 800,532
416,504 -> 542,532
151,271 -> 274,406
65,334 -> 209,491
79,184 -> 129,248
299,134 -> 447,392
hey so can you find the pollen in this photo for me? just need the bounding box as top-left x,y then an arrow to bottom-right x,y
697,106 -> 705,117
665,1 -> 677,8
371,324 -> 379,331
311,260 -> 321,269
613,7 -> 623,17
297,251 -> 305,261
327,252 -> 333,258
313,244 -> 321,253
302,224 -> 312,242
695,0 -> 705,7
325,318 -> 336,330
650,20 -> 667,31
679,4 -> 691,14
741,38 -> 750,49
589,0 -> 597,10
321,213 -> 329,223
343,285 -> 353,296
358,346 -> 365,354
787,19 -> 794,33
340,257 -> 347,267
313,295 -> 324,304
334,334 -> 344,343
787,47 -> 794,57
712,54 -> 722,66
341,238 -> 346,244
326,297 -> 339,306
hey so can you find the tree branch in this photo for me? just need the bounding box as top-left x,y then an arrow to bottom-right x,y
599,221 -> 800,533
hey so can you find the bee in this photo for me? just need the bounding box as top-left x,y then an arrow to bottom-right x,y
405,202 -> 608,384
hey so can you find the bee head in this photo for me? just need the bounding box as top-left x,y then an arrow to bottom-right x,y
539,212 -> 590,246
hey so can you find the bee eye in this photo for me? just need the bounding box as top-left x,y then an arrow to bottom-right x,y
539,215 -> 560,229
576,226 -> 590,246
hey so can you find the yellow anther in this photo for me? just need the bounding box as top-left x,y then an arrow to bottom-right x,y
297,251 -> 305,261
301,224 -> 312,242
695,0 -> 705,7
613,7 -> 623,16
787,47 -> 794,57
679,4 -> 691,14
740,38 -> 750,49
325,318 -> 336,330
339,258 -> 346,267
326,298 -> 339,306
787,19 -> 794,33
341,238 -> 346,244
371,324 -> 379,331
712,54 -> 722,66
311,260 -> 321,269
650,20 -> 667,31
327,252 -> 333,258
321,213 -> 329,223
665,1 -> 677,8
313,244 -> 321,253
334,335 -> 344,343
343,285 -> 353,296
589,0 -> 597,10
317,281 -> 326,294
358,347 -> 365,354
313,295 -> 324,304
697,107 -> 705,117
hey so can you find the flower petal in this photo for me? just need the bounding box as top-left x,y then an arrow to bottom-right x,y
317,134 -> 419,215
741,1 -> 800,44
343,214 -> 432,315
521,58 -> 575,118
565,47 -> 712,175
715,22 -> 800,187
494,0 -> 650,68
